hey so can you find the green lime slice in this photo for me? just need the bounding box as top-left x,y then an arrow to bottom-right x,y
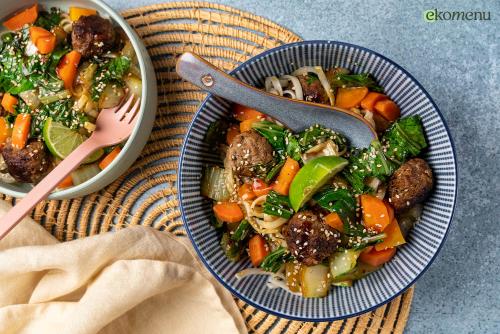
43,118 -> 103,164
289,156 -> 348,212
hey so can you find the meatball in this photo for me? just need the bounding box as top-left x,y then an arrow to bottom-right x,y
282,210 -> 340,266
227,130 -> 274,177
1,139 -> 50,183
297,74 -> 329,104
388,158 -> 433,212
71,15 -> 115,58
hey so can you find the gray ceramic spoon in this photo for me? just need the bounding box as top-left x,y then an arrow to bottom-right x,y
176,52 -> 377,147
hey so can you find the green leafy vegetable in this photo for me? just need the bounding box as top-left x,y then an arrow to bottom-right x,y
35,7 -> 62,30
204,120 -> 229,146
313,187 -> 358,232
220,232 -> 244,261
30,99 -> 87,137
330,73 -> 384,92
209,213 -> 224,230
264,159 -> 284,183
305,73 -> 319,85
263,190 -> 294,219
285,132 -> 302,161
260,246 -> 293,272
382,115 -> 427,163
231,220 -> 251,242
297,124 -> 347,153
91,56 -> 131,101
251,120 -> 286,154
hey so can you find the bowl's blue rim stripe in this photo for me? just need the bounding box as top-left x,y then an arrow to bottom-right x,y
177,40 -> 458,322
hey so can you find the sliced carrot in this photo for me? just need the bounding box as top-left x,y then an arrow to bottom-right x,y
213,202 -> 244,223
3,4 -> 38,31
252,178 -> 273,197
335,87 -> 369,109
99,146 -> 121,170
324,212 -> 344,232
69,7 -> 97,21
0,118 -> 12,146
58,175 -> 73,189
56,50 -> 82,89
374,99 -> 400,122
360,194 -> 391,232
239,119 -> 259,132
1,93 -> 18,114
226,124 -> 240,145
375,218 -> 406,251
29,27 -> 56,54
360,92 -> 387,111
273,157 -> 300,195
359,247 -> 396,267
11,114 -> 31,149
384,202 -> 395,223
248,234 -> 269,267
238,183 -> 256,201
232,104 -> 264,122
29,26 -> 51,42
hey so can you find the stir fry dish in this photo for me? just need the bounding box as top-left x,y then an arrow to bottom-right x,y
201,66 -> 433,298
0,4 -> 141,187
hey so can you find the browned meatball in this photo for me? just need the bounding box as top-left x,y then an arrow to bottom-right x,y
71,15 -> 116,58
297,74 -> 329,104
227,130 -> 274,177
388,158 -> 433,212
282,210 -> 340,266
1,139 -> 50,183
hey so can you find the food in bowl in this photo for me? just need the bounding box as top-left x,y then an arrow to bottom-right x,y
201,66 -> 433,298
0,4 -> 142,189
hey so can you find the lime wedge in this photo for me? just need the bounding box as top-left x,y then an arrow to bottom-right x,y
43,118 -> 103,164
289,156 -> 348,211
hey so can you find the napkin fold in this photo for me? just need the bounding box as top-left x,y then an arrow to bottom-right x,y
0,201 -> 246,334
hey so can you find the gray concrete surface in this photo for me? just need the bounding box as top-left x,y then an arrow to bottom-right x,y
106,0 -> 500,332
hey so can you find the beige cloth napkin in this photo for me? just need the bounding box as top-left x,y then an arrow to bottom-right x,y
0,201 -> 247,334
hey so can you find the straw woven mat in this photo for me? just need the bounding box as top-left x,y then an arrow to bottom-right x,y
0,2 -> 414,333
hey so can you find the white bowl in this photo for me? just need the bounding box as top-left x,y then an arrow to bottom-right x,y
0,0 -> 156,200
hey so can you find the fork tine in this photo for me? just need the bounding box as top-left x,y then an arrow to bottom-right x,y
124,97 -> 141,124
116,95 -> 136,119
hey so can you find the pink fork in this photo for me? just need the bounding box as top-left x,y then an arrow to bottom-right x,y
0,95 -> 141,240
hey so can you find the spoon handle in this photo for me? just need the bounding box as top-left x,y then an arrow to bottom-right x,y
176,52 -> 376,146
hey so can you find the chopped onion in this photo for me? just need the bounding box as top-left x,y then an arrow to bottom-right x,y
265,76 -> 283,96
39,89 -> 71,105
282,90 -> 296,99
19,90 -> 40,110
200,166 -> 230,202
124,74 -> 142,98
98,85 -> 125,109
280,75 -> 303,100
364,110 -> 376,129
301,140 -> 339,162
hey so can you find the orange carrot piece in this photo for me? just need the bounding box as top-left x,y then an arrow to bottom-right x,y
252,178 -> 273,197
226,125 -> 240,145
384,202 -> 395,224
360,194 -> 391,232
359,247 -> 396,267
69,7 -> 97,21
213,202 -> 244,223
239,119 -> 259,132
375,218 -> 406,251
99,146 -> 121,170
58,175 -> 74,189
335,87 -> 369,109
11,114 -> 31,149
248,234 -> 269,267
1,93 -> 18,114
0,118 -> 12,146
324,212 -> 344,232
238,183 -> 256,201
56,51 -> 82,89
232,104 -> 264,122
29,26 -> 56,54
360,92 -> 387,111
374,99 -> 400,122
3,4 -> 38,30
273,157 -> 300,195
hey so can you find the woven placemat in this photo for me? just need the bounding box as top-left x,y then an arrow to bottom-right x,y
1,2 -> 413,333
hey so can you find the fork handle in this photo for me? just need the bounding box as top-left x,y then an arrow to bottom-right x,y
0,139 -> 101,240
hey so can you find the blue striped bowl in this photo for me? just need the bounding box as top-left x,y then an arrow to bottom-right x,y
178,41 -> 457,321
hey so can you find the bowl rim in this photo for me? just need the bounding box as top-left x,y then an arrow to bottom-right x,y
0,0 -> 150,199
178,39 -> 458,321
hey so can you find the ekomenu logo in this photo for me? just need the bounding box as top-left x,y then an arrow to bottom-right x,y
424,9 -> 491,22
